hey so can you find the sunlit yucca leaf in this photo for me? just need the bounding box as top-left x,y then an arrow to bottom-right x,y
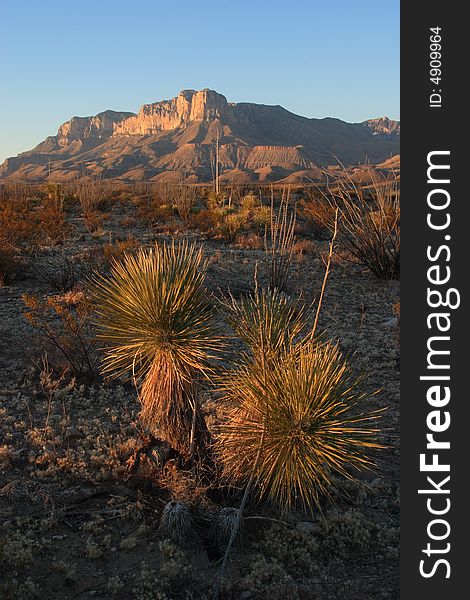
223,286 -> 306,364
216,341 -> 382,513
90,241 -> 220,454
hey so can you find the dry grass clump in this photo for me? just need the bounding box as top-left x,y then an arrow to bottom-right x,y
90,241 -> 221,457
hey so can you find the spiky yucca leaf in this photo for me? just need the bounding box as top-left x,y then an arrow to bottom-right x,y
223,287 -> 305,363
90,241 -> 220,454
216,341 -> 381,513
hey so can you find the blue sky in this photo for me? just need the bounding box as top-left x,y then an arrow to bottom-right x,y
0,0 -> 399,163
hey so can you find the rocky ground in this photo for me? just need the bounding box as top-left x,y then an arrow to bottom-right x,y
0,187 -> 400,599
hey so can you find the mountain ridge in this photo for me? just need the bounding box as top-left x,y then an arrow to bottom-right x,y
0,89 -> 400,183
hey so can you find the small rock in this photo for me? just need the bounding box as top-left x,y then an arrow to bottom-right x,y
239,592 -> 253,600
384,317 -> 398,328
296,521 -> 321,535
65,427 -> 83,440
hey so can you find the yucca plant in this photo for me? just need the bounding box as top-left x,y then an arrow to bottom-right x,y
158,501 -> 198,547
217,340 -> 381,513
90,241 -> 220,458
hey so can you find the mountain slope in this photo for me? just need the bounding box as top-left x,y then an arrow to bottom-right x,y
0,89 -> 400,182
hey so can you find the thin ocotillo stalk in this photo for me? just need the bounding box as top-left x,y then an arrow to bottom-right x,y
310,207 -> 339,341
264,187 -> 296,291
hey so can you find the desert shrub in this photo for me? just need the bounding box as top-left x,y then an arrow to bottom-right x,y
264,188 -> 296,291
331,174 -> 400,279
0,192 -> 38,283
173,184 -> 198,220
254,524 -> 320,578
187,209 -> 212,233
207,190 -> 229,210
43,182 -> 65,210
37,251 -> 92,291
37,197 -> 72,245
136,194 -> 172,226
22,290 -> 99,380
100,235 -> 140,267
133,543 -> 201,600
0,197 -> 38,249
319,510 -> 374,558
90,241 -> 221,458
292,239 -> 315,256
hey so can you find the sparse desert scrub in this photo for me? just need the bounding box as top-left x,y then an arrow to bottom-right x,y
90,241 -> 221,459
73,178 -> 109,217
0,173 -> 399,600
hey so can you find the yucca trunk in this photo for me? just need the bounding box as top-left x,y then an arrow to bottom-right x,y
139,351 -> 209,458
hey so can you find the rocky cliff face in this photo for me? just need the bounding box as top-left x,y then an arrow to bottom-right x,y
0,89 -> 400,182
114,89 -> 229,135
57,110 -> 135,146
